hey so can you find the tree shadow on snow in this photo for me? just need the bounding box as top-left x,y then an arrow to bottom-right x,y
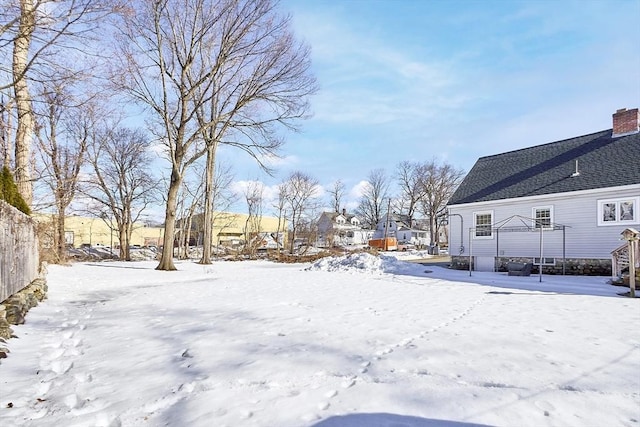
310,413 -> 493,427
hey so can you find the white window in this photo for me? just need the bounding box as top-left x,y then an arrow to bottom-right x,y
532,206 -> 553,229
474,210 -> 493,238
64,231 -> 74,245
597,197 -> 639,226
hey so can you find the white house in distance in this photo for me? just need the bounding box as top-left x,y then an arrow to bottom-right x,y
372,213 -> 430,248
447,108 -> 640,275
316,209 -> 372,247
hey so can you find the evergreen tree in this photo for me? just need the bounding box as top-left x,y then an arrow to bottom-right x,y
0,166 -> 31,214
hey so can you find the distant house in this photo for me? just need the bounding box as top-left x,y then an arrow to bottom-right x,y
317,209 -> 371,246
372,213 -> 429,247
447,108 -> 640,275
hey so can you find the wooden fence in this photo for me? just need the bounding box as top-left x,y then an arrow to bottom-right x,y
0,200 -> 39,303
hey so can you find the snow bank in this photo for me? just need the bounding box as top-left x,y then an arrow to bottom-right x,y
306,252 -> 422,275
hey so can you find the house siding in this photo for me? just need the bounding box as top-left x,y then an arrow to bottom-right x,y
448,184 -> 640,268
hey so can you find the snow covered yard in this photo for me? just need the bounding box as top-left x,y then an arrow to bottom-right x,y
0,254 -> 638,427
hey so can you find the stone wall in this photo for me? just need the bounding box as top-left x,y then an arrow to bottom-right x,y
0,270 -> 48,344
450,255 -> 612,276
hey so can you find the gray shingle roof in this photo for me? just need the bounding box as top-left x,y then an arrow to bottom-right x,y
448,129 -> 640,205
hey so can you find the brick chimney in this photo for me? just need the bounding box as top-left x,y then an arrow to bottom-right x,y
612,108 -> 639,137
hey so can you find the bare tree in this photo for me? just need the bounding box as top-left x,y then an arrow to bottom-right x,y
417,159 -> 465,249
281,171 -> 320,253
114,0 -> 316,270
395,161 -> 426,225
272,181 -> 289,259
1,0 -> 115,206
355,168 -> 390,229
242,181 -> 264,258
83,126 -> 158,261
34,83 -> 92,262
327,179 -> 346,213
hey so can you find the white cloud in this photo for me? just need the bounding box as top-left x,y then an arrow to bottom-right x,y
230,180 -> 281,206
349,180 -> 370,199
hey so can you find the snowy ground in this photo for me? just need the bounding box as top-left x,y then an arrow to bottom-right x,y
1,252 -> 638,427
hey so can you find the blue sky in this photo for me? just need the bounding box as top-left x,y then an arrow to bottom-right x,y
219,0 -> 640,213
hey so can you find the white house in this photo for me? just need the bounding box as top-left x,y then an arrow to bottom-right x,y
447,108 -> 640,275
316,209 -> 371,247
372,213 -> 429,247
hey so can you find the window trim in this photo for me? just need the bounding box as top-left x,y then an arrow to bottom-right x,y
532,205 -> 554,230
473,210 -> 494,239
597,197 -> 639,226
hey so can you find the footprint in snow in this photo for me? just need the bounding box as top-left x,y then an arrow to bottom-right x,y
64,393 -> 85,410
50,360 -> 74,375
47,348 -> 66,360
341,378 -> 356,388
324,390 -> 338,398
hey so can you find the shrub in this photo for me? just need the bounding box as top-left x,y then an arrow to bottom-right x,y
0,166 -> 31,215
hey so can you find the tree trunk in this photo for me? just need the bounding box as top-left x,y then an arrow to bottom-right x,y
157,169 -> 181,270
429,214 -> 438,252
118,228 -> 129,261
124,222 -> 133,261
199,145 -> 216,264
12,0 -> 36,207
56,212 -> 66,263
182,215 -> 193,259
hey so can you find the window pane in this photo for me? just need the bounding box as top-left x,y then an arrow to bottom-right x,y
620,201 -> 634,221
535,208 -> 551,228
475,213 -> 492,237
603,203 -> 617,222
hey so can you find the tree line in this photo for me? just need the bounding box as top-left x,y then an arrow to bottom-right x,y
1,0 -> 317,269
228,160 -> 463,256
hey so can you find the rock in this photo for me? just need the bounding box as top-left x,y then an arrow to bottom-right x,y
5,305 -> 25,325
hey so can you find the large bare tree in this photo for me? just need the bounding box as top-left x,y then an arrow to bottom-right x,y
417,159 -> 465,249
114,0 -> 316,270
355,168 -> 390,229
83,127 -> 158,261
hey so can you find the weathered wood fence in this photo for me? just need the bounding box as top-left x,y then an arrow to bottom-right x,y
0,200 -> 39,303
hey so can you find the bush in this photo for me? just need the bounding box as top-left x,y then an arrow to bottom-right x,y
0,166 -> 30,214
